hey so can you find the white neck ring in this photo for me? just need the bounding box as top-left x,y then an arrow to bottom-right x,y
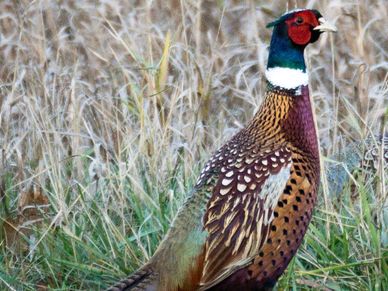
265,67 -> 308,89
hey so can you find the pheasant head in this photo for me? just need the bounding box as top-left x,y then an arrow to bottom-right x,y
266,9 -> 337,89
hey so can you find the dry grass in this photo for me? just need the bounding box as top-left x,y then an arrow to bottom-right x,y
0,0 -> 387,290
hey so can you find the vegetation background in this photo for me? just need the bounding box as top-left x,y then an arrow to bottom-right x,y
0,0 -> 387,290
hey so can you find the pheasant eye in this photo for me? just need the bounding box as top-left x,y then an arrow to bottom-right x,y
296,17 -> 304,24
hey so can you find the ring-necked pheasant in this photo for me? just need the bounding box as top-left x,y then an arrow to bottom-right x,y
109,9 -> 337,291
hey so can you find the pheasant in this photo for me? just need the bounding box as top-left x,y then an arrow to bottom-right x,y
327,136 -> 388,196
109,9 -> 337,291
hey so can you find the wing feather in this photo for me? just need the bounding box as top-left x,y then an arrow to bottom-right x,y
199,146 -> 292,289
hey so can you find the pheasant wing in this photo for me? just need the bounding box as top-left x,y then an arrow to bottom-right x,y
199,146 -> 292,289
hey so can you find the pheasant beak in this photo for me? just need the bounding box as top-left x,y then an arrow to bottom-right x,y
313,17 -> 337,32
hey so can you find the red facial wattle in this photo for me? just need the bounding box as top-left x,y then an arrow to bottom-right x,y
286,11 -> 320,46
288,25 -> 311,45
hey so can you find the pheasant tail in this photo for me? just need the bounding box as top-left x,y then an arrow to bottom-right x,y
107,267 -> 157,291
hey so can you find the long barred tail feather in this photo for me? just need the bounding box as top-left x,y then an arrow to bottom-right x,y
106,267 -> 156,291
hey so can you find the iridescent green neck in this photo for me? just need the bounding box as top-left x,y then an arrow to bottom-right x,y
267,21 -> 306,72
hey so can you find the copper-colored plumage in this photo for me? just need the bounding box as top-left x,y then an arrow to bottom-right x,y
108,85 -> 320,291
197,86 -> 320,290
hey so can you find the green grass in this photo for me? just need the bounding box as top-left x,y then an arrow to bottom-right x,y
0,0 -> 387,290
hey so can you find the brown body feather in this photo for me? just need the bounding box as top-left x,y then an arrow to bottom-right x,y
108,85 -> 320,291
199,85 -> 320,290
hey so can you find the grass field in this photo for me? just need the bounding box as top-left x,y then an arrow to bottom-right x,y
0,0 -> 387,290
